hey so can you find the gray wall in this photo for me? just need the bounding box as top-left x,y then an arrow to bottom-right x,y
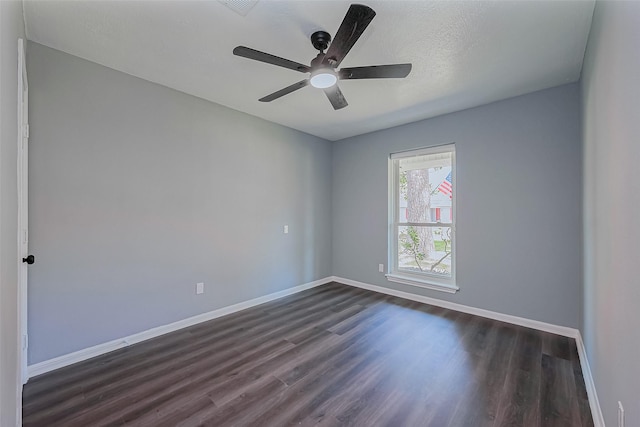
582,1 -> 640,425
0,1 -> 25,425
27,42 -> 332,364
333,84 -> 582,328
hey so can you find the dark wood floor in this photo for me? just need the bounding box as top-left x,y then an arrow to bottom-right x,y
23,282 -> 593,426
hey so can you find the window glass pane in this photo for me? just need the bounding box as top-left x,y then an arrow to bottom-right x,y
397,226 -> 453,276
398,154 -> 452,223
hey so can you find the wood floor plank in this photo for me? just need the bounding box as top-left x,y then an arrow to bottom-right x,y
23,282 -> 594,427
146,396 -> 215,427
409,315 -> 486,426
447,323 -> 519,426
200,376 -> 287,426
439,318 -> 502,427
298,309 -> 440,424
492,329 -> 543,427
252,348 -> 384,426
540,354 -> 583,427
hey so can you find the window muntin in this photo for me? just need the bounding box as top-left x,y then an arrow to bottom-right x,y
388,145 -> 456,292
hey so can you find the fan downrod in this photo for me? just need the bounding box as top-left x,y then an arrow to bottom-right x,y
310,31 -> 331,52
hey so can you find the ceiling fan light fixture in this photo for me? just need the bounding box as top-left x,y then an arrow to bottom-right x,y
310,69 -> 337,88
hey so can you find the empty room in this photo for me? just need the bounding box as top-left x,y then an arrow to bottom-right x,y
1,0 -> 638,426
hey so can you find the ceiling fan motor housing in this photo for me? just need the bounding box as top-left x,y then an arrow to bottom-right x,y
310,31 -> 331,52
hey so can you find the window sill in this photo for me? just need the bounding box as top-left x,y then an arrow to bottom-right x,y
385,274 -> 459,294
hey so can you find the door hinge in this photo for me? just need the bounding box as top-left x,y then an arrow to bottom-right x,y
23,334 -> 28,350
23,124 -> 29,138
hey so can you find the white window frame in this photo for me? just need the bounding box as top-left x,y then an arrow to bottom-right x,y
386,144 -> 458,293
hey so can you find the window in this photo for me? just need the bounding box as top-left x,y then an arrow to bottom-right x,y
387,144 -> 457,293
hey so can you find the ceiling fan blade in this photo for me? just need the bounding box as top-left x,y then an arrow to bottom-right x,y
233,46 -> 311,73
339,64 -> 412,80
259,79 -> 309,102
323,4 -> 376,68
324,85 -> 348,110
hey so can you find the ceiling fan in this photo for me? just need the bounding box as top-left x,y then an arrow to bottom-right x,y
233,3 -> 412,110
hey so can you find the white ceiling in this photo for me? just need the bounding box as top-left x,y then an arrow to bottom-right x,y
23,0 -> 595,141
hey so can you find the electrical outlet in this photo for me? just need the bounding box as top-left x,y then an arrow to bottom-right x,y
618,401 -> 624,427
284,225 -> 289,234
196,282 -> 204,295
379,263 -> 384,273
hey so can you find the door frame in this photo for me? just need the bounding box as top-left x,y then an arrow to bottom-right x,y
17,37 -> 29,390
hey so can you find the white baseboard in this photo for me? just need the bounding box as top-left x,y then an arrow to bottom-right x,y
28,276 -> 333,378
332,276 -> 603,426
575,332 -> 605,427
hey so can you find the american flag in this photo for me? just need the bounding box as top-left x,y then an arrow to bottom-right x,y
437,172 -> 453,198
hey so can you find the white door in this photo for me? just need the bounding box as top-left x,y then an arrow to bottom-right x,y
17,38 -> 30,385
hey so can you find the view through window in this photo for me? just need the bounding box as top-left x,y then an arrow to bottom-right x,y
389,144 -> 456,291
